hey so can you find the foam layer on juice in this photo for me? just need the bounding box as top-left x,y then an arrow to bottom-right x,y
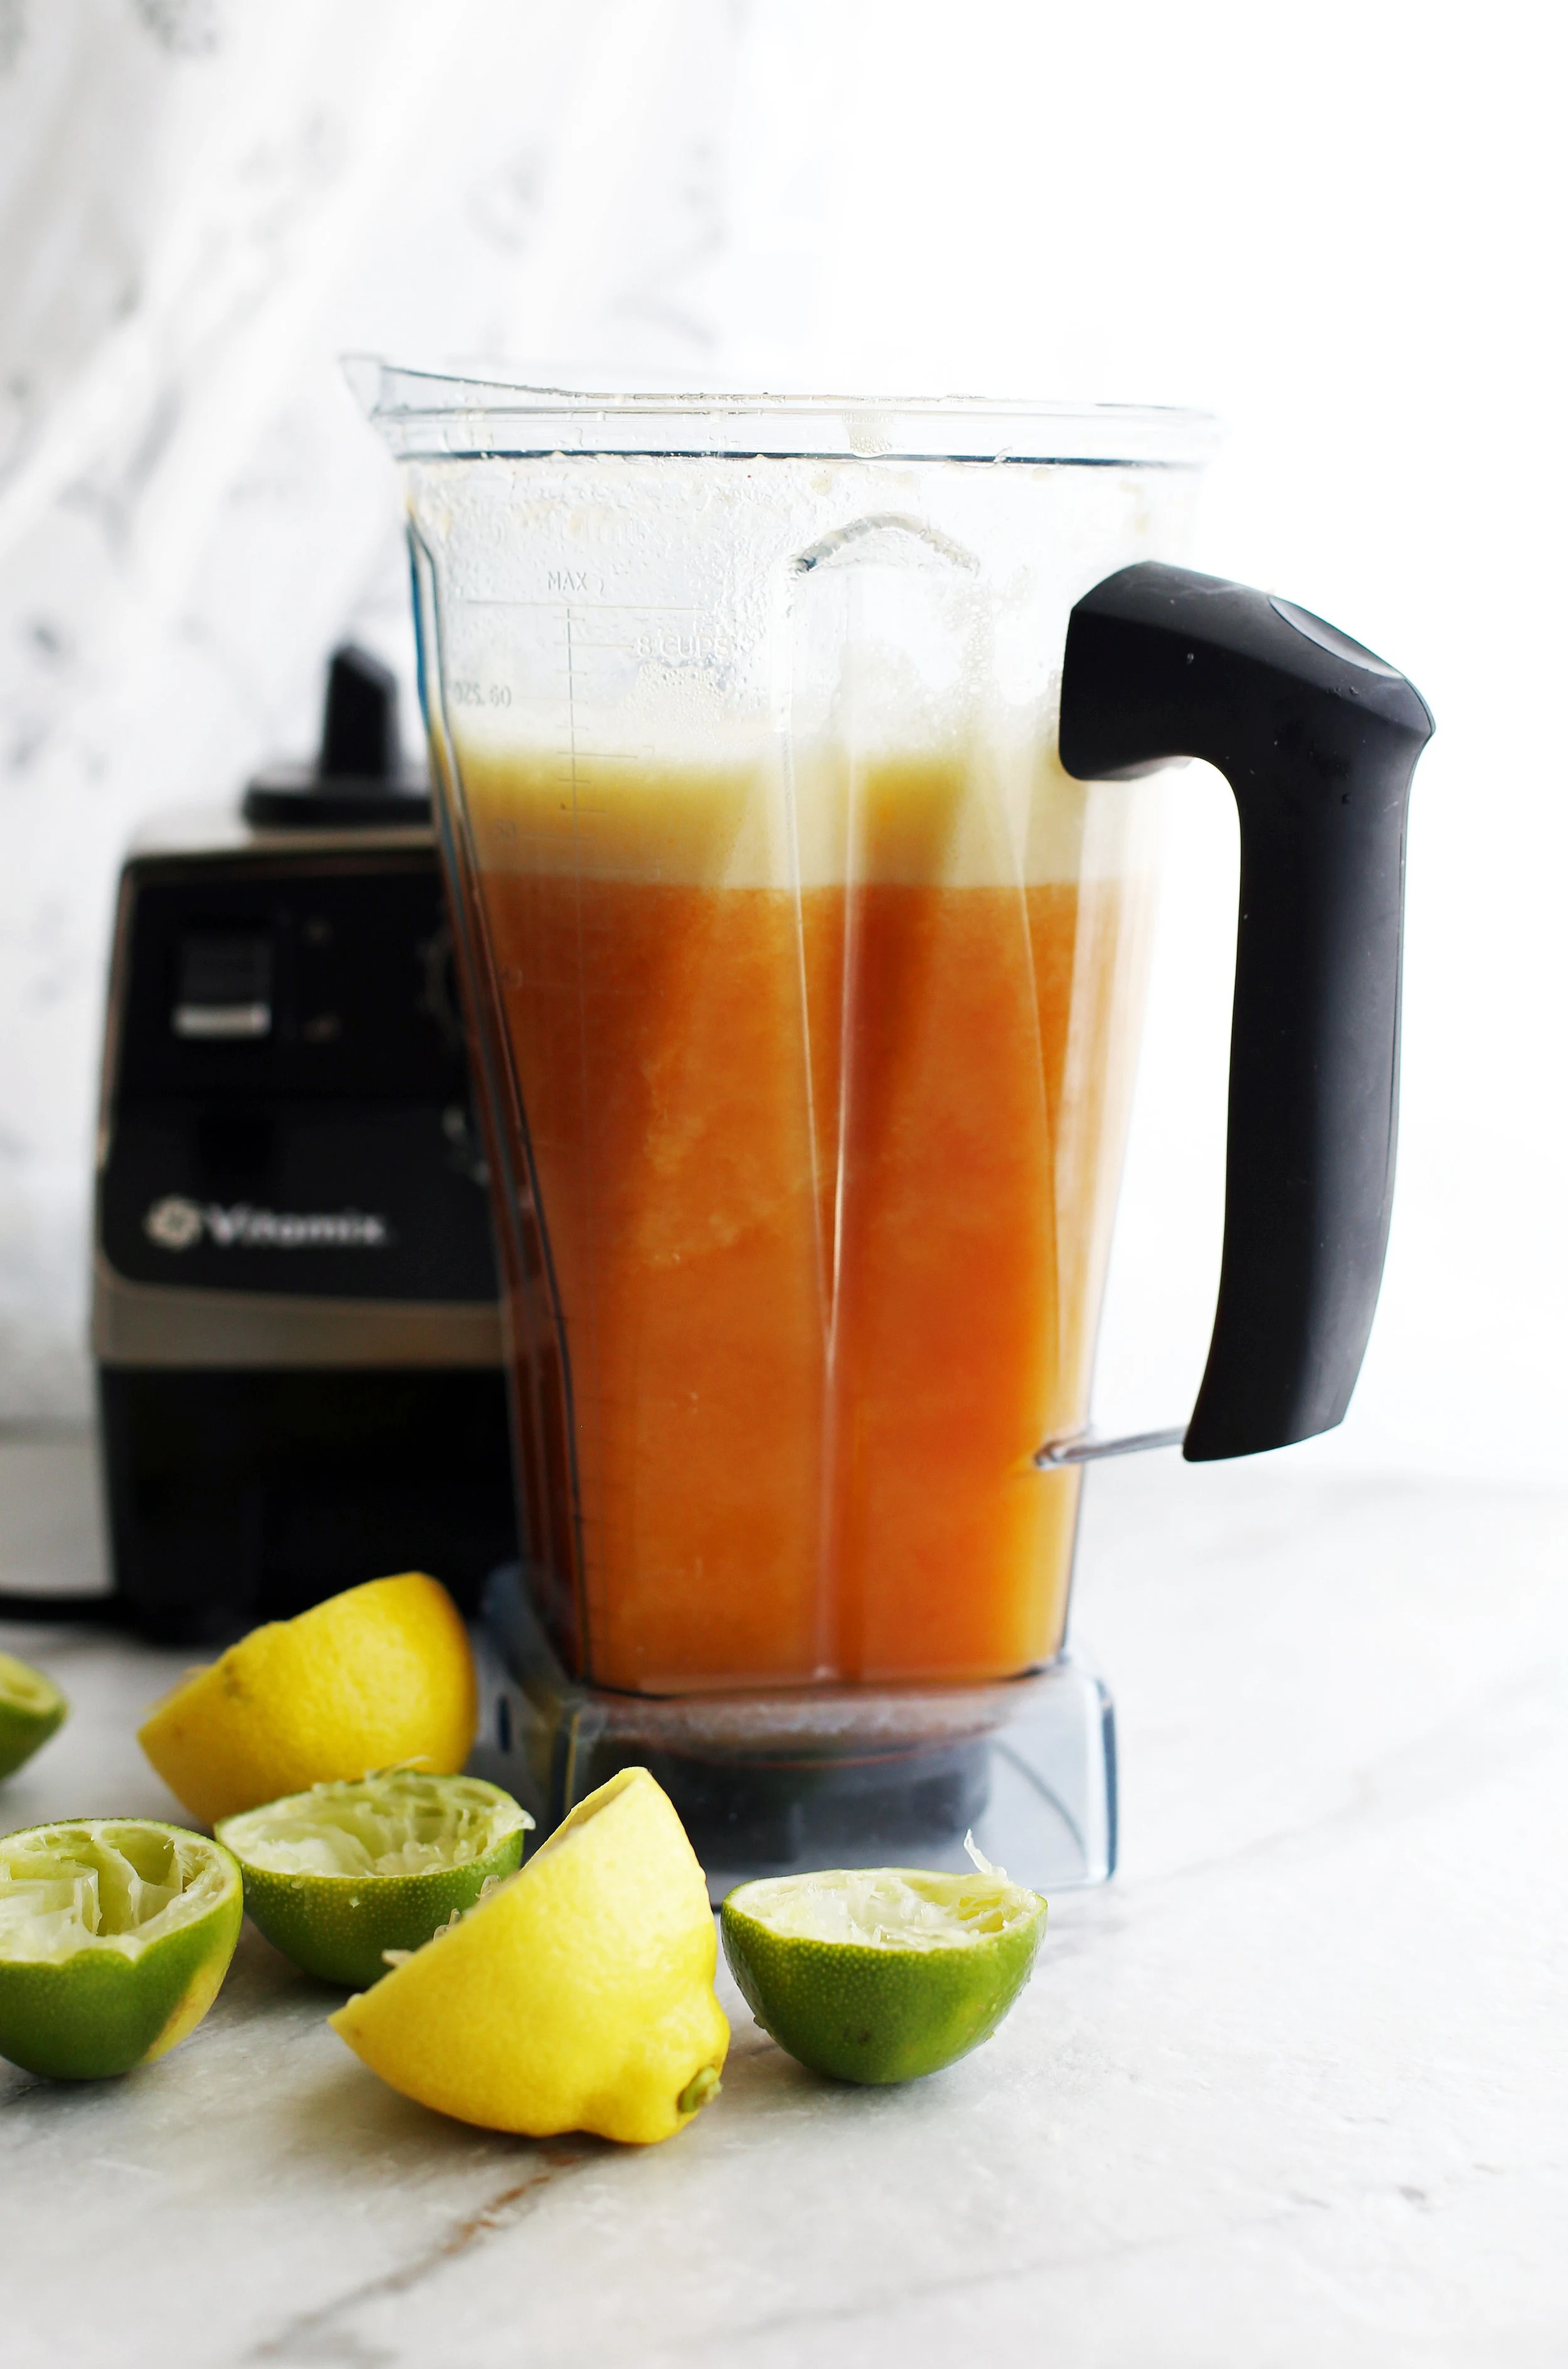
461,742 -> 1156,1691
463,740 -> 1147,893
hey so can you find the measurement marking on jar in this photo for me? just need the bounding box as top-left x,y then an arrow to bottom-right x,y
450,598 -> 707,787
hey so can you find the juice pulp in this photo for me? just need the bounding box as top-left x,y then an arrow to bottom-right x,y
465,751 -> 1149,1693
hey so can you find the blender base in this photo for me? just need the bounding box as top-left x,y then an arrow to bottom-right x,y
472,1568 -> 1116,1902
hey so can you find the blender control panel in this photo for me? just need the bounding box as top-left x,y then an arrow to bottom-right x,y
99,849 -> 499,1305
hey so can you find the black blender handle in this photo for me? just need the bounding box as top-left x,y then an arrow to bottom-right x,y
1057,562 -> 1434,1461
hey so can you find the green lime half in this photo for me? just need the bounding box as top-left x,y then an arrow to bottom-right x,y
216,1771 -> 532,1989
0,1651 -> 68,1781
721,1855 -> 1047,2085
0,1819 -> 242,2079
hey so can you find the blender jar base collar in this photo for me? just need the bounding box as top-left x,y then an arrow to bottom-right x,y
471,1567 -> 1116,1902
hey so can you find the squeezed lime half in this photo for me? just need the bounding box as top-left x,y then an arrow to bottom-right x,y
218,1770 -> 532,1989
0,1819 -> 242,2079
721,1846 -> 1047,2085
0,1651 -> 68,1782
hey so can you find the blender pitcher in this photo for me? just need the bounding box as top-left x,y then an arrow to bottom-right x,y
353,367 -> 1432,1893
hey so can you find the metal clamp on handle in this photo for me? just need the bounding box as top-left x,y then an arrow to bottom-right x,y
1059,563 -> 1434,1463
1036,1427 -> 1187,1468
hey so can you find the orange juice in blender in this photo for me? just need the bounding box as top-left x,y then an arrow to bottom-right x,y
464,733 -> 1155,1695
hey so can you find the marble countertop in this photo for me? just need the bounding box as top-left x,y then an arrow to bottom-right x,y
2,1440 -> 1564,2368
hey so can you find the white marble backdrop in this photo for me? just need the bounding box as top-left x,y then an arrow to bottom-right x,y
1,0 -> 1564,1486
0,0 -> 738,1417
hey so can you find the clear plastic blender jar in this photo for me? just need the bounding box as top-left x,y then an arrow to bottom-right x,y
354,368 -> 1431,1890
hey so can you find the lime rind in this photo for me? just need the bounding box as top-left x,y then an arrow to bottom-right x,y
217,1772 -> 531,1989
0,1819 -> 243,2079
721,1862 -> 1047,2087
0,1651 -> 68,1782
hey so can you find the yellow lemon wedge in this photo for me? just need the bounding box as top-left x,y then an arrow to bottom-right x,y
137,1573 -> 477,1827
331,1767 -> 729,2144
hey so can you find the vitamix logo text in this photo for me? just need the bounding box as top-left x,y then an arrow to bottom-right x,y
142,1196 -> 393,1252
